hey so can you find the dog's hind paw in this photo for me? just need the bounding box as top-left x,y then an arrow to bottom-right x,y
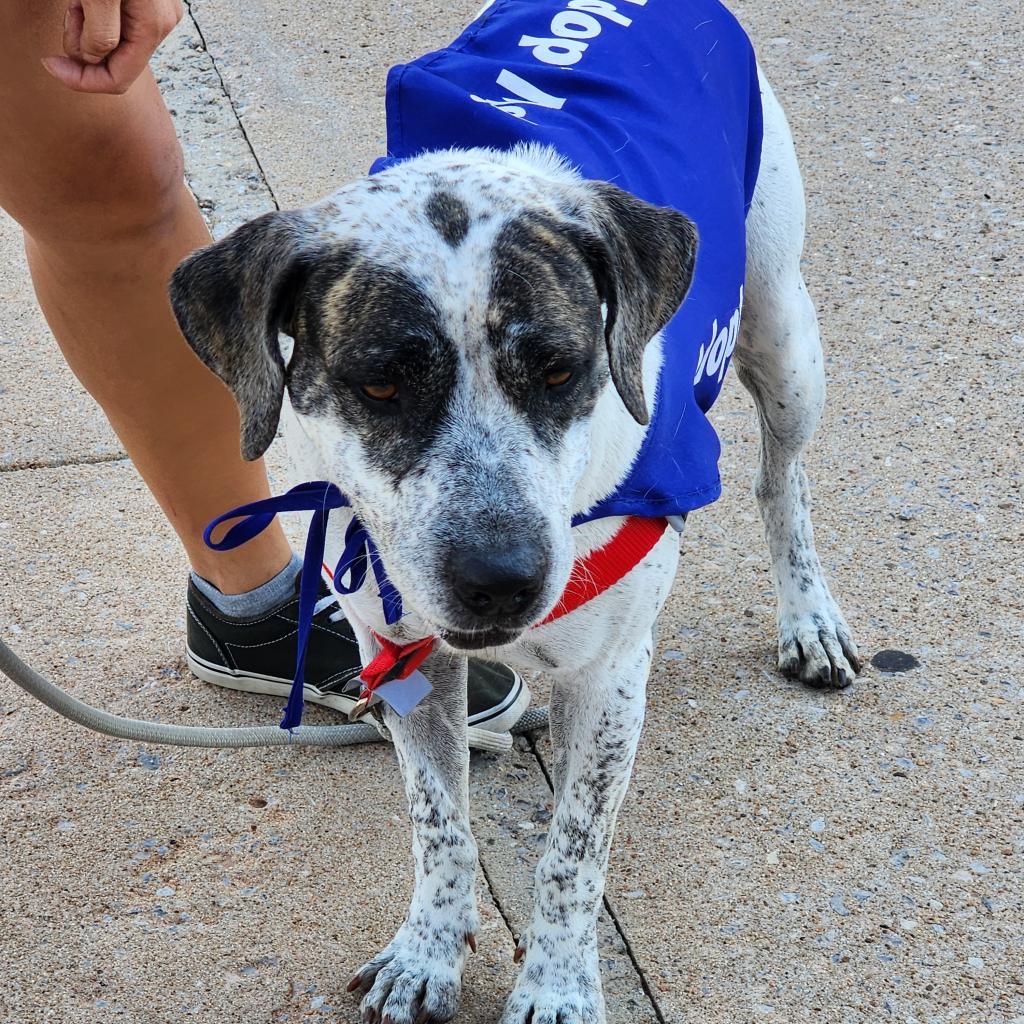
777,599 -> 861,690
348,927 -> 471,1024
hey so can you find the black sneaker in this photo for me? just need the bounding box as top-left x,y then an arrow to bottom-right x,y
185,577 -> 530,732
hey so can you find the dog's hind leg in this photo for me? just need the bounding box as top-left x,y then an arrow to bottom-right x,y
501,638 -> 653,1024
733,69 -> 861,688
348,651 -> 478,1023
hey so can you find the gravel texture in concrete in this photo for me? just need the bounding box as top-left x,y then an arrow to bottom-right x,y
0,463 -> 517,1023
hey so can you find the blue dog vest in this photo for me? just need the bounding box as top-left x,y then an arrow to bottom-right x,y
371,0 -> 763,522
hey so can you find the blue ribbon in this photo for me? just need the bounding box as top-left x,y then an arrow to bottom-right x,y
203,481 -> 404,731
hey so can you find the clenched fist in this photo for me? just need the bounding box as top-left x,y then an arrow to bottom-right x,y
42,0 -> 183,94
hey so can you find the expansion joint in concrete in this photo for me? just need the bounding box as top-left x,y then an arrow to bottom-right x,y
0,453 -> 128,474
477,849 -> 521,948
183,1 -> 281,211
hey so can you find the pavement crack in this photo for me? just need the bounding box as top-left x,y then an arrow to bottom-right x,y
0,453 -> 128,474
183,0 -> 280,211
477,847 -> 520,948
600,893 -> 669,1024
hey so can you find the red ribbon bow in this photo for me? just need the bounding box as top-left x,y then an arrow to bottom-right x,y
358,632 -> 436,697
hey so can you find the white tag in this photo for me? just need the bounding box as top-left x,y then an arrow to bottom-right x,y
373,670 -> 433,717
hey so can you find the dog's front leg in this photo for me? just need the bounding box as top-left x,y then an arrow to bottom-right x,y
349,651 -> 478,1024
501,639 -> 651,1024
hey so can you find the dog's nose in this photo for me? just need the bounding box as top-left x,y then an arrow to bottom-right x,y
448,545 -> 547,619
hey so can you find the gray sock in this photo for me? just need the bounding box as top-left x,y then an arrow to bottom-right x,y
191,553 -> 303,618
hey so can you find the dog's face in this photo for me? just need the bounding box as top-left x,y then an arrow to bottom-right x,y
171,148 -> 696,648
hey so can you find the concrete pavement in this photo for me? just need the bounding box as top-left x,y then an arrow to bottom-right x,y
2,1 -> 1022,1021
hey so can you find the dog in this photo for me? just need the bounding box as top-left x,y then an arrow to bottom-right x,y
169,0 -> 860,1020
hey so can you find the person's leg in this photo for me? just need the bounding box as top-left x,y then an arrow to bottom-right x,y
0,0 -> 291,594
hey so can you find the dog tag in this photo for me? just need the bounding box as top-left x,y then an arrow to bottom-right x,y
348,693 -> 373,721
373,670 -> 432,717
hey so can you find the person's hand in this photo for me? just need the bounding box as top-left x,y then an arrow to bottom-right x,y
42,0 -> 183,95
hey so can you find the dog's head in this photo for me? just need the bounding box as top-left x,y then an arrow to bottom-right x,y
170,147 -> 696,649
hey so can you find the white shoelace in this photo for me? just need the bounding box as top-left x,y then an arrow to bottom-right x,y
313,593 -> 347,623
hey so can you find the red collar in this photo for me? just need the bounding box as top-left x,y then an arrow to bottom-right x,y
539,515 -> 669,624
355,516 -> 668,709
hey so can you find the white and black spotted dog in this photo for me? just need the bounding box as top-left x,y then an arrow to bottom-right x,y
170,1 -> 860,1020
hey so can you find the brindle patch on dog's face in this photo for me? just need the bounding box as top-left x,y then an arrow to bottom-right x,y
286,213 -> 603,487
289,255 -> 459,484
424,190 -> 471,248
488,213 -> 608,449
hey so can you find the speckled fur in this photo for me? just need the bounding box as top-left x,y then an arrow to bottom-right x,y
732,72 -> 861,689
170,67 -> 858,1024
346,646 -> 479,1023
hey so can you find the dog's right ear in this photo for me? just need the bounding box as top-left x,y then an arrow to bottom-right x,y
169,210 -> 322,461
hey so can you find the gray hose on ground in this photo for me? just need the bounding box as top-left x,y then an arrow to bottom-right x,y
509,706 -> 549,733
0,638 -> 547,752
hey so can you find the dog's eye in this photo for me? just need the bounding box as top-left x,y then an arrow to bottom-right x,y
546,369 -> 573,389
361,382 -> 398,401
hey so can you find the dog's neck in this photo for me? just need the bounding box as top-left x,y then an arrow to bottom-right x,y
571,334 -> 664,525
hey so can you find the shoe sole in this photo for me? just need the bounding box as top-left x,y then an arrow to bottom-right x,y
186,648 -> 530,734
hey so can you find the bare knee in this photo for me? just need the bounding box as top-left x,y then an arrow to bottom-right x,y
24,137 -> 189,255
0,47 -> 191,256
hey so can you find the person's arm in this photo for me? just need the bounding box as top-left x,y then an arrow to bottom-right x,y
42,0 -> 182,95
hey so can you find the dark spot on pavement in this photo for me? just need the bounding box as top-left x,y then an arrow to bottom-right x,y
871,649 -> 920,673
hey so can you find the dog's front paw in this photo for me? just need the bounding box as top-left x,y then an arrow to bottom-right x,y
348,922 -> 475,1024
778,595 -> 861,689
500,943 -> 605,1024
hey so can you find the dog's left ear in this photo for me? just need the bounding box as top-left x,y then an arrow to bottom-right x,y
582,182 -> 698,424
